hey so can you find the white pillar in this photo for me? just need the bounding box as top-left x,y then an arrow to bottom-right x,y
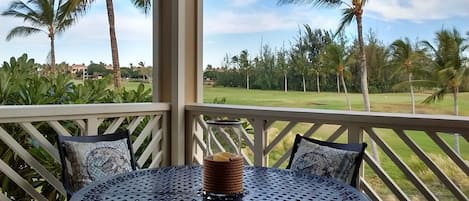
154,0 -> 203,166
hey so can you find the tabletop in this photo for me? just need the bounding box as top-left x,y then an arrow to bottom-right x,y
71,166 -> 369,201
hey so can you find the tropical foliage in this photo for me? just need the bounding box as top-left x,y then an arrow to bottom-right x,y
278,0 -> 371,112
0,54 -> 152,200
206,27 -> 469,110
61,0 -> 152,89
2,0 -> 78,71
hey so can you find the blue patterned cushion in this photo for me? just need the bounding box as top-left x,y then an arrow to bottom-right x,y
64,139 -> 133,191
290,138 -> 359,184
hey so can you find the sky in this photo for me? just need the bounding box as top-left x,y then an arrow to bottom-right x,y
0,0 -> 468,68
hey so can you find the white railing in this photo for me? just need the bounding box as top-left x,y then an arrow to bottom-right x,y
187,104 -> 469,201
0,103 -> 170,201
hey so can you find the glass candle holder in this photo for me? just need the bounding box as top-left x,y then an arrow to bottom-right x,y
205,119 -> 244,156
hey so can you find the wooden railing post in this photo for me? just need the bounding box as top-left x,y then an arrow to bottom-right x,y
186,112 -> 204,165
161,112 -> 170,166
86,117 -> 99,136
253,119 -> 268,167
348,125 -> 363,144
348,126 -> 364,188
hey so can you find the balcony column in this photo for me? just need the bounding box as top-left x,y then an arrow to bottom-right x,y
153,0 -> 203,165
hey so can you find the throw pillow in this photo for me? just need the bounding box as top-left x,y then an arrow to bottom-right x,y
289,138 -> 359,184
64,138 -> 133,191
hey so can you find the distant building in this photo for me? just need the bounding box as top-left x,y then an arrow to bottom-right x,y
71,64 -> 87,74
104,64 -> 113,71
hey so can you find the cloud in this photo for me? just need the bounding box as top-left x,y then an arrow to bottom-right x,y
366,0 -> 469,21
60,12 -> 152,42
230,0 -> 259,7
204,7 -> 339,35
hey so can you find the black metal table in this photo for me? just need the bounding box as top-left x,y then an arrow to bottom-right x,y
71,166 -> 369,201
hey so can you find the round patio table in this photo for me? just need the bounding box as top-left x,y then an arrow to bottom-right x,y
71,166 -> 369,201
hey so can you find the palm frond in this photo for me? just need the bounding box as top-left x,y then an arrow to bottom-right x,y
393,79 -> 437,91
131,0 -> 151,15
59,0 -> 95,19
423,87 -> 447,104
56,18 -> 75,32
6,26 -> 43,41
336,7 -> 354,35
391,80 -> 411,91
277,0 -> 343,8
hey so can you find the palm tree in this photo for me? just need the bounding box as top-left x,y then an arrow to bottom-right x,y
291,29 -> 310,92
390,38 -> 426,114
323,41 -> 352,110
279,0 -> 380,163
422,29 -> 468,153
238,50 -> 253,90
2,0 -> 76,71
422,29 -> 468,115
62,0 -> 151,89
278,0 -> 370,111
276,46 -> 290,92
302,26 -> 332,94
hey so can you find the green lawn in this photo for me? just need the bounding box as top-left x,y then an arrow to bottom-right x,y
204,86 -> 469,115
203,86 -> 469,200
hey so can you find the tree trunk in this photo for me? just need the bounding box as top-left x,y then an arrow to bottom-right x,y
453,87 -> 460,154
246,73 -> 250,90
357,12 -> 378,164
409,73 -> 415,114
337,73 -> 340,94
341,72 -> 351,111
302,75 -> 306,92
49,32 -> 56,72
453,87 -> 459,116
356,14 -> 370,112
316,71 -> 320,93
106,0 -> 121,89
284,73 -> 288,93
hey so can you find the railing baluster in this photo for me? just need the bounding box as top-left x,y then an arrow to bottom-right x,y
0,159 -> 49,201
133,116 -> 159,151
395,129 -> 468,201
0,127 -> 66,196
86,117 -> 99,135
0,191 -> 12,201
427,131 -> 469,177
360,179 -> 384,201
253,118 -> 268,166
128,116 -> 145,134
186,104 -> 469,200
365,128 -> 438,201
0,103 -> 170,200
104,117 -> 126,134
363,153 -> 410,200
326,126 -> 347,142
20,122 -> 60,162
272,147 -> 293,168
138,129 -> 163,167
48,121 -> 72,136
265,121 -> 297,154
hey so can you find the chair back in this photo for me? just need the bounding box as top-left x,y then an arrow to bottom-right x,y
56,130 -> 137,198
287,134 -> 367,187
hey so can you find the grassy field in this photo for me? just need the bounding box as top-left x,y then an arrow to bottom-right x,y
203,86 -> 469,200
204,86 -> 469,115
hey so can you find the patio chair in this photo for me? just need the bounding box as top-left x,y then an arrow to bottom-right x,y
56,130 -> 137,199
286,134 -> 366,188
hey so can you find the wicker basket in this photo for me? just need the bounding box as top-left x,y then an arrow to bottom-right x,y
203,155 -> 243,194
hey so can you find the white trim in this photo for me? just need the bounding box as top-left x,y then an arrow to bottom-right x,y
186,104 -> 469,133
0,103 -> 170,120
